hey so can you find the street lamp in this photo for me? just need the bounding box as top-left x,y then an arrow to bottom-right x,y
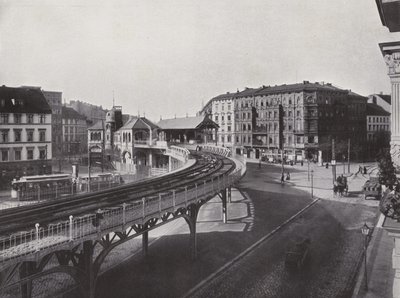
311,169 -> 314,198
361,222 -> 372,291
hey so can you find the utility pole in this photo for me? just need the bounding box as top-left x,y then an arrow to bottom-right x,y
88,149 -> 91,192
348,138 -> 351,173
332,138 -> 336,184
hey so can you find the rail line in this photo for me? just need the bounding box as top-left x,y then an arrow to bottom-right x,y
0,152 -> 235,236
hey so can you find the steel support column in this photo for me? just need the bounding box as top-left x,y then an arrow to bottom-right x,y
227,187 -> 232,203
82,240 -> 95,298
184,205 -> 199,261
142,231 -> 149,257
19,262 -> 36,298
221,189 -> 227,223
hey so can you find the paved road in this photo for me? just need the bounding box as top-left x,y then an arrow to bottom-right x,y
89,163 -> 379,298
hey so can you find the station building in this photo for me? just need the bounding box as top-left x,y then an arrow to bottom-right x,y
88,106 -> 165,171
157,115 -> 218,145
0,86 -> 52,188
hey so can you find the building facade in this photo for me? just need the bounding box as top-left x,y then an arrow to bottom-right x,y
202,81 -> 367,162
0,86 -> 52,188
62,106 -> 88,157
366,103 -> 391,159
368,93 -> 391,113
68,100 -> 107,125
42,90 -> 63,160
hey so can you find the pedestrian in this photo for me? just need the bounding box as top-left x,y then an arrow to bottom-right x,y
286,171 -> 290,181
363,166 -> 367,175
258,159 -> 261,169
301,160 -> 304,166
325,162 -> 329,169
281,173 -> 285,184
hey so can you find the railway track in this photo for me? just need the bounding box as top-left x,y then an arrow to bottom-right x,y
0,152 -> 235,236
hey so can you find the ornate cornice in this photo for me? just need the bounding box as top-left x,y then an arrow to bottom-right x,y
380,41 -> 400,76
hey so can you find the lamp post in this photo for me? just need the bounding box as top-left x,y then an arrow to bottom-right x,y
361,222 -> 372,291
311,169 -> 314,198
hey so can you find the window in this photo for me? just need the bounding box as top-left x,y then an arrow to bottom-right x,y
236,137 -> 239,143
27,114 -> 34,124
14,149 -> 21,161
248,124 -> 251,130
14,129 -> 21,142
222,116 -> 224,121
297,110 -> 300,117
27,148 -> 34,160
274,111 -> 277,118
39,148 -> 46,159
227,136 -> 231,142
70,127 -> 74,133
1,130 -> 8,142
1,150 -> 8,161
14,113 -> 21,124
27,129 -> 34,142
227,115 -> 231,121
288,111 -> 292,117
0,114 -> 9,124
39,129 -> 46,142
243,124 -> 246,131
39,114 -> 46,123
215,116 -> 218,121
227,126 -> 231,131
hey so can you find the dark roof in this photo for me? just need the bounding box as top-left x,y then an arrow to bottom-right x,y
0,86 -> 51,113
366,103 -> 391,116
88,120 -> 104,130
62,106 -> 86,120
255,82 -> 344,96
119,117 -> 159,131
158,115 -> 218,130
379,94 -> 391,104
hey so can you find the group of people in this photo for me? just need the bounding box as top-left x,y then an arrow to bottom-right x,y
333,174 -> 348,197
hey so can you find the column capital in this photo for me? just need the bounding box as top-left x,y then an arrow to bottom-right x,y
380,41 -> 400,76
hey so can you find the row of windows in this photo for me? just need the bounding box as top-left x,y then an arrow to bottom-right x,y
368,116 -> 389,123
214,103 -> 231,111
0,147 -> 47,162
0,113 -> 46,124
214,115 -> 232,122
368,124 -> 389,131
0,129 -> 47,143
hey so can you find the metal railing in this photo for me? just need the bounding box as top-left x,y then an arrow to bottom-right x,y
0,158 -> 244,266
200,145 -> 231,157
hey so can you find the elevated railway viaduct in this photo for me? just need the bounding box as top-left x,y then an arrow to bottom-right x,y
0,146 -> 245,298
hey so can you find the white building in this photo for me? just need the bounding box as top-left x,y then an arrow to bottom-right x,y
0,86 -> 52,187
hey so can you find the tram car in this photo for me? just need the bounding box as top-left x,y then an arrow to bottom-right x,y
77,173 -> 122,192
11,174 -> 73,201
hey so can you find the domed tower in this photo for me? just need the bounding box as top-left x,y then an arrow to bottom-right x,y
105,108 -> 115,150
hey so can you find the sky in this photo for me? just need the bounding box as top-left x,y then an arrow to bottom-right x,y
1,0 -> 400,121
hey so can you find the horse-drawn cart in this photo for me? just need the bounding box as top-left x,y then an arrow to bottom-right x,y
363,177 -> 382,200
285,239 -> 311,271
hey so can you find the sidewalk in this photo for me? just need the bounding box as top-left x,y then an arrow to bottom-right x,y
352,215 -> 395,298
